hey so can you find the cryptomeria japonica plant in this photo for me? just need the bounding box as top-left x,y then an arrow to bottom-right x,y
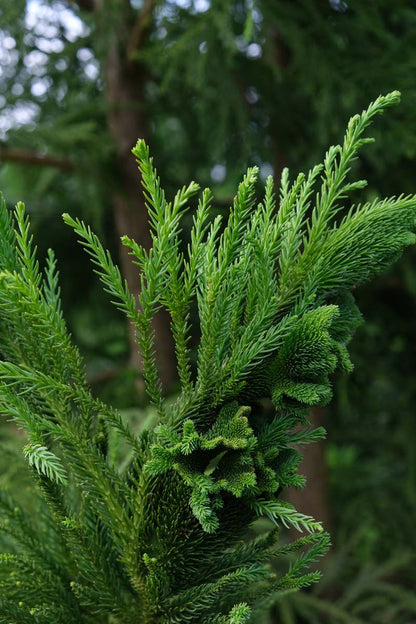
0,92 -> 415,623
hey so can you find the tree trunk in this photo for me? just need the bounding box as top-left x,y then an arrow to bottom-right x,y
287,407 -> 332,532
266,24 -> 332,536
104,39 -> 177,394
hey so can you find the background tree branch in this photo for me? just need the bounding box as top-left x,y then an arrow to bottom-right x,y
0,147 -> 75,172
68,0 -> 95,11
127,0 -> 157,61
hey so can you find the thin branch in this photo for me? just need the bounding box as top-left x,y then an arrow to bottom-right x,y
0,147 -> 75,172
127,0 -> 157,62
67,0 -> 95,11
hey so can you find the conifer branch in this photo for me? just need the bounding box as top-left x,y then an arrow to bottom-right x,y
23,442 -> 68,485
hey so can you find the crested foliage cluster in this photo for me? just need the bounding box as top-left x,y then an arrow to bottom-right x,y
0,92 -> 415,623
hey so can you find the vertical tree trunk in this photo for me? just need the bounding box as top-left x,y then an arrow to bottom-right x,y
267,24 -> 332,534
287,407 -> 332,532
104,35 -> 177,393
70,0 -> 177,394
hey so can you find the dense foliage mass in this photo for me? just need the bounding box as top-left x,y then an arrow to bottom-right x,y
0,93 -> 415,623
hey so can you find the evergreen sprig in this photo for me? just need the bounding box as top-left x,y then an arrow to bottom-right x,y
0,92 -> 415,622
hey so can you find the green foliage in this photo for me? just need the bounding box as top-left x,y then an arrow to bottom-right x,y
23,442 -> 67,485
269,547 -> 416,624
0,93 -> 415,622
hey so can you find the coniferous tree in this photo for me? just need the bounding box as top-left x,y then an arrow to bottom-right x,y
2,0 -> 416,387
0,92 -> 415,623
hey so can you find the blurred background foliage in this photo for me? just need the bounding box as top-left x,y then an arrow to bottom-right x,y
0,0 -> 416,621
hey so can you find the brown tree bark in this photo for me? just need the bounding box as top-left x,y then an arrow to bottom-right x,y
287,407 -> 332,533
267,23 -> 332,535
93,1 -> 177,393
